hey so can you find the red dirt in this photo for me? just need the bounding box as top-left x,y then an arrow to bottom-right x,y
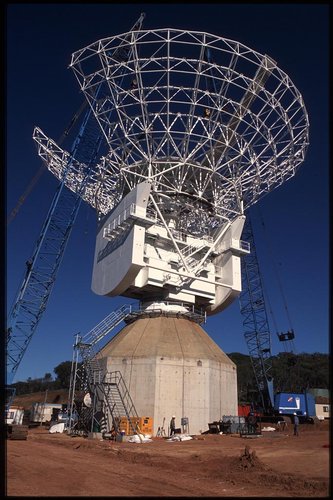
6,421 -> 330,497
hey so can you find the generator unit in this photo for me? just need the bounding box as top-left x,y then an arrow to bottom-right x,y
116,416 -> 153,436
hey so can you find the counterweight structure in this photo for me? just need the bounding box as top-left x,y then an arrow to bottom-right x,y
33,25 -> 309,435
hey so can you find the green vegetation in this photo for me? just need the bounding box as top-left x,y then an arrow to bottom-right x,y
12,361 -> 77,395
228,351 -> 329,403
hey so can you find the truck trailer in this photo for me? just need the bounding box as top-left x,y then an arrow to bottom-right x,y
274,392 -> 316,421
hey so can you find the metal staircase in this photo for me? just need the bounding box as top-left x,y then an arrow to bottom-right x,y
80,304 -> 133,347
67,305 -> 140,437
68,362 -> 139,437
103,371 -> 139,435
180,237 -> 212,273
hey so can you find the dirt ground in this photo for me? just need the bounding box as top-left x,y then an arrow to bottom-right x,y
6,421 -> 330,497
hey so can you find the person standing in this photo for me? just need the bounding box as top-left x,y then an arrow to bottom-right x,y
170,415 -> 176,436
247,412 -> 257,434
293,413 -> 299,436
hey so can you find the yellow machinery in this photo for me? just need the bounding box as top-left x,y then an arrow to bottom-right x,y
117,416 -> 153,436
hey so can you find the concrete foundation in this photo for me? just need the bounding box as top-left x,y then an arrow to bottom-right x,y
98,316 -> 237,436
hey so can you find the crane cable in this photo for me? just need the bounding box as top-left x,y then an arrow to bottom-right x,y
253,207 -> 296,355
260,273 -> 279,333
256,207 -> 294,328
249,220 -> 294,356
7,100 -> 88,226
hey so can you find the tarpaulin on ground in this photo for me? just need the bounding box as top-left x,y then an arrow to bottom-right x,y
49,423 -> 65,433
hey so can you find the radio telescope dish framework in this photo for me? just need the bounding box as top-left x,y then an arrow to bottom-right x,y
35,28 -> 308,236
34,26 -> 309,313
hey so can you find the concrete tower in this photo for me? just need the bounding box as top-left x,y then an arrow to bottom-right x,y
99,314 -> 237,435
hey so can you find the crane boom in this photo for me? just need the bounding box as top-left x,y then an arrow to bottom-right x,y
6,100 -> 88,226
6,108 -> 102,385
6,13 -> 146,386
239,214 -> 274,412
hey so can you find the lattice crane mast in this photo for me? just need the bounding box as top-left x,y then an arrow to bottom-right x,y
202,46 -> 275,413
203,44 -> 295,414
239,214 -> 297,413
6,108 -> 102,387
239,215 -> 275,413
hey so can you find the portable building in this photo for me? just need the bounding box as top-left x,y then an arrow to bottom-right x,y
315,403 -> 330,420
6,406 -> 24,425
31,403 -> 63,423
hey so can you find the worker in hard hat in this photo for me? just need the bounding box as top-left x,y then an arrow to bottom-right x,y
170,415 -> 176,436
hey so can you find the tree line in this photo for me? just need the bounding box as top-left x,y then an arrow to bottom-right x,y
228,351 -> 329,403
11,361 -> 76,395
11,352 -> 329,402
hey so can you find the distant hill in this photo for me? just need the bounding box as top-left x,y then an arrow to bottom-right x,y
11,389 -> 69,409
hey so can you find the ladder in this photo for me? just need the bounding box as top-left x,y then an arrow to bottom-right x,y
103,371 -> 139,435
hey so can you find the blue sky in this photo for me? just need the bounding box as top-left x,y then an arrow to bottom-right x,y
6,3 -> 329,383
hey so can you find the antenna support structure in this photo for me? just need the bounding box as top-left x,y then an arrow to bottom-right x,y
31,19 -> 309,437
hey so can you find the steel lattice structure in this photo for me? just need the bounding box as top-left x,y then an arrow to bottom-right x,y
6,107 -> 103,385
6,15 -> 147,385
34,28 -> 309,237
239,215 -> 274,412
21,22 -> 311,432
